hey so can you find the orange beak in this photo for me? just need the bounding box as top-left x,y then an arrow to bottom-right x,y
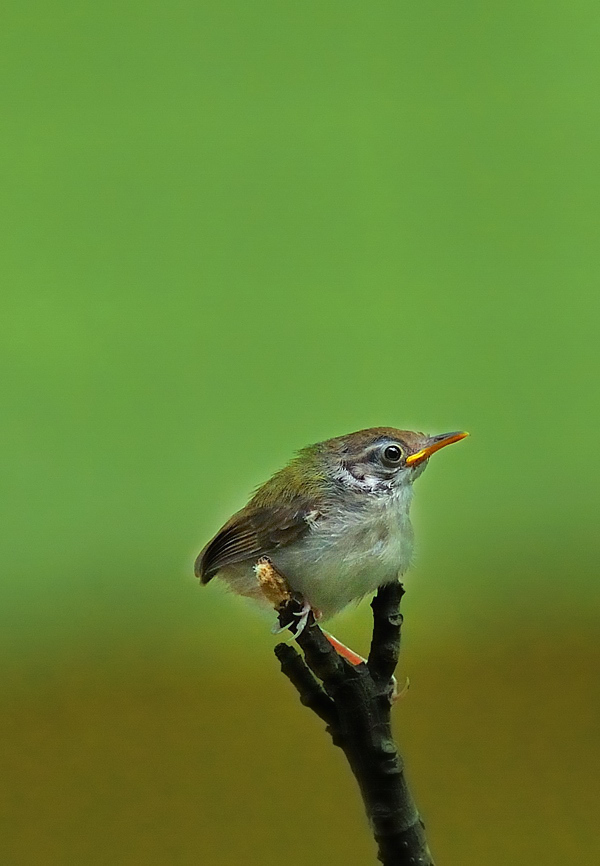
404,431 -> 469,467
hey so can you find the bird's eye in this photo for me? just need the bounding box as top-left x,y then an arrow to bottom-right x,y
382,444 -> 403,465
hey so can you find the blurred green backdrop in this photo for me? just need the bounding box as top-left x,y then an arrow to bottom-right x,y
1,2 -> 599,864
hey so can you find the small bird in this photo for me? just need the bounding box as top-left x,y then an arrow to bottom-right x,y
195,427 -> 468,627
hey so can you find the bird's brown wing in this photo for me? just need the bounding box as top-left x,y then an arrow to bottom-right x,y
195,503 -> 317,584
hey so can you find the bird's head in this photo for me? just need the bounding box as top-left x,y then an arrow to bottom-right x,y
312,427 -> 468,494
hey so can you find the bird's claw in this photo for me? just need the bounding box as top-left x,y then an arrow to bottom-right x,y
289,599 -> 312,636
392,675 -> 410,702
272,597 -> 313,637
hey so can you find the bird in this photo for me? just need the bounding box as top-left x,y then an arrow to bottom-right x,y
195,427 -> 468,639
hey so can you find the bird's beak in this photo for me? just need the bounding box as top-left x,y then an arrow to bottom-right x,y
405,431 -> 469,467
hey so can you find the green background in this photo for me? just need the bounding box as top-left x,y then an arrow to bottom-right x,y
2,2 -> 599,864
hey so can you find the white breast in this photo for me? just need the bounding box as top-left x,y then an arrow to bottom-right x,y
274,484 -> 415,618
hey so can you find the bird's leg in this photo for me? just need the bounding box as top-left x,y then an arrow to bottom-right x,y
322,630 -> 407,701
256,557 -> 303,634
321,630 -> 367,666
256,557 -> 319,638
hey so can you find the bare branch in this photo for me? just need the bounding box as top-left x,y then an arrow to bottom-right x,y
273,643 -> 336,726
261,562 -> 435,866
368,581 -> 405,685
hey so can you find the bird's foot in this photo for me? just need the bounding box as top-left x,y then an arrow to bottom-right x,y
271,597 -> 320,637
289,598 -> 311,636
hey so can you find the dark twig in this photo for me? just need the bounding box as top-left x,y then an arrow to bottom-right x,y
273,643 -> 336,726
368,581 -> 405,685
273,577 -> 434,866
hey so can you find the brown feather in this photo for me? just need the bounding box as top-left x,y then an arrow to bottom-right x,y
194,501 -> 316,584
